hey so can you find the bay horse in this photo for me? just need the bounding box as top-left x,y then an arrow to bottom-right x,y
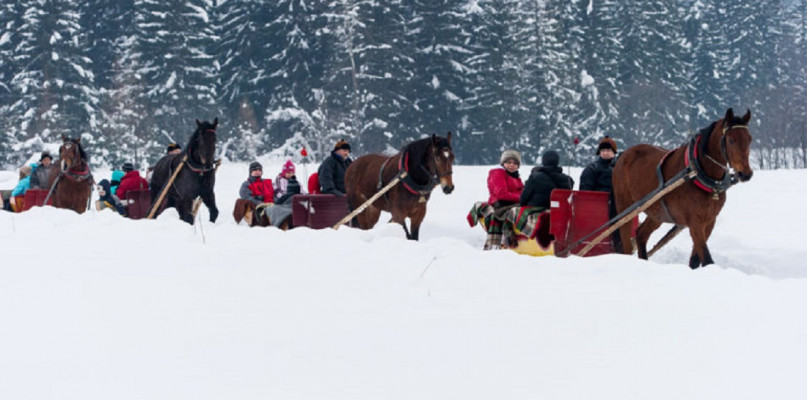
612,108 -> 754,269
46,135 -> 93,214
345,132 -> 455,240
150,118 -> 219,224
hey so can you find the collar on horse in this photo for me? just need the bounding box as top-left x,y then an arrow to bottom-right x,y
683,124 -> 744,194
397,146 -> 444,196
184,157 -> 216,176
61,163 -> 92,182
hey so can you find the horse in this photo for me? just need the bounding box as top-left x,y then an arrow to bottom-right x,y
150,118 -> 219,224
46,135 -> 93,214
345,132 -> 455,240
612,108 -> 754,269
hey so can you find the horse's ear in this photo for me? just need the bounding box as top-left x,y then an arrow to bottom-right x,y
432,133 -> 437,145
446,131 -> 452,144
724,108 -> 735,123
196,119 -> 201,127
61,134 -> 68,142
213,117 -> 218,128
742,109 -> 751,124
75,137 -> 81,143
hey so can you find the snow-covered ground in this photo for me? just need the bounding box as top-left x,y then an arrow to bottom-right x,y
2,162 -> 806,400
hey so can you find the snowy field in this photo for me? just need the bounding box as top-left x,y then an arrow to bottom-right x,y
2,162 -> 807,400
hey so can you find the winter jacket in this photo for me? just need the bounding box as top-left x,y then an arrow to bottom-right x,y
487,166 -> 524,207
110,170 -> 125,195
240,176 -> 274,205
520,165 -> 574,209
273,174 -> 302,204
29,163 -> 53,190
96,179 -> 126,215
11,164 -> 36,197
116,170 -> 149,201
318,151 -> 352,196
579,156 -> 615,192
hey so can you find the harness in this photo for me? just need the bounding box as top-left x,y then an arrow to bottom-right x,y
184,128 -> 218,176
654,124 -> 746,220
376,144 -> 452,203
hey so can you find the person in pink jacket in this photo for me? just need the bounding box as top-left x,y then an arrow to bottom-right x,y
487,149 -> 524,208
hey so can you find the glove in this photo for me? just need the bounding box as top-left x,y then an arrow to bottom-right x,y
255,195 -> 263,201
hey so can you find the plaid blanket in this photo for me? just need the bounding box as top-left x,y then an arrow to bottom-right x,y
468,202 -> 548,250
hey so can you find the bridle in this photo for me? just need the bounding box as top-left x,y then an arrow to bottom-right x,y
184,128 -> 217,176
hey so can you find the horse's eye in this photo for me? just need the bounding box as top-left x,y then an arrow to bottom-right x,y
728,138 -> 735,145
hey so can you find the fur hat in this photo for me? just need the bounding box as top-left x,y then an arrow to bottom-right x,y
596,136 -> 617,155
500,149 -> 522,165
249,161 -> 262,172
166,143 -> 181,153
40,151 -> 53,161
121,162 -> 134,173
281,160 -> 295,175
334,140 -> 351,151
541,150 -> 560,167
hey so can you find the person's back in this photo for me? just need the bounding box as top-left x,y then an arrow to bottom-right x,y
520,150 -> 574,210
116,163 -> 149,201
580,136 -> 617,192
318,140 -> 352,196
110,170 -> 125,195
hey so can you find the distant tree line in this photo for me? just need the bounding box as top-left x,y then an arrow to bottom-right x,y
1,0 -> 806,169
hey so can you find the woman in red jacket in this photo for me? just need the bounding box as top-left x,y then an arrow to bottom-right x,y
481,150 -> 524,250
487,149 -> 524,207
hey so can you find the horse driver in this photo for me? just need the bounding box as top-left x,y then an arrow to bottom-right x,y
318,139 -> 352,196
29,151 -> 54,189
580,136 -> 617,192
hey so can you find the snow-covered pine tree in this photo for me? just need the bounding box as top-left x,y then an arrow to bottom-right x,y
6,0 -> 99,164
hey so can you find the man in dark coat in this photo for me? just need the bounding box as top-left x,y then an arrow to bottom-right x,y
520,150 -> 574,210
318,139 -> 352,196
580,136 -> 617,192
29,151 -> 54,189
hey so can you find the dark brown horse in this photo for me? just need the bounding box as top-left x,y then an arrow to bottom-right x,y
345,133 -> 455,240
46,135 -> 93,214
150,119 -> 219,224
612,108 -> 754,269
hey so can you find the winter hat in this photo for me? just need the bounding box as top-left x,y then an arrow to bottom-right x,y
541,150 -> 560,167
281,160 -> 295,175
334,140 -> 351,151
249,161 -> 263,172
596,136 -> 617,155
121,162 -> 134,173
166,143 -> 181,153
500,149 -> 522,165
97,179 -> 111,194
40,151 -> 53,162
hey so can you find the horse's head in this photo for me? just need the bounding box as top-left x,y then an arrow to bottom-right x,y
190,118 -> 218,166
722,108 -> 753,182
430,131 -> 455,194
59,135 -> 86,172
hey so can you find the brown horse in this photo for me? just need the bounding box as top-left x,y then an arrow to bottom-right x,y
345,133 -> 455,240
46,135 -> 93,214
613,108 -> 753,269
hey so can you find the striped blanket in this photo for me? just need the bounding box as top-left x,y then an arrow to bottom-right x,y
467,202 -> 547,250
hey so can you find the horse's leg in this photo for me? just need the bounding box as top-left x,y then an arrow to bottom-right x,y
357,204 -> 381,230
687,221 -> 711,269
697,220 -> 718,267
176,199 -> 194,224
202,191 -> 218,222
388,208 -> 411,239
407,204 -> 427,241
635,217 -> 663,260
